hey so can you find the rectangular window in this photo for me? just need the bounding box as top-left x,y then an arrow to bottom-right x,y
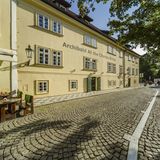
36,80 -> 49,94
113,80 -> 116,86
107,63 -> 112,73
127,67 -> 131,75
38,14 -> 49,30
84,35 -> 97,48
84,57 -> 97,70
53,51 -> 62,66
107,46 -> 113,54
128,55 -> 132,61
132,68 -> 135,75
132,57 -> 135,63
37,46 -> 63,67
38,47 -> 49,65
113,64 -> 116,73
69,80 -> 78,91
107,63 -> 116,73
119,65 -> 123,74
52,21 -> 62,34
113,48 -> 118,56
119,51 -> 123,58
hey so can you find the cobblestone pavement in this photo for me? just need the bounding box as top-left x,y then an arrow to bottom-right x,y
138,89 -> 160,160
0,88 -> 156,160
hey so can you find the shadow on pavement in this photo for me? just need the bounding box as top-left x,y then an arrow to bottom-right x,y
27,116 -> 100,159
100,141 -> 128,160
0,119 -> 71,142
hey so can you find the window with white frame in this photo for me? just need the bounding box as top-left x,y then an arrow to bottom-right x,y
38,14 -> 49,30
38,47 -> 49,65
69,80 -> 78,91
107,63 -> 112,73
113,48 -> 118,56
127,67 -> 131,75
36,80 -> 49,94
107,63 -> 116,73
119,65 -> 123,74
52,20 -> 62,34
113,64 -> 116,73
107,46 -> 113,54
84,35 -> 97,48
37,46 -> 63,67
119,51 -> 123,58
84,57 -> 97,70
132,56 -> 135,63
53,51 -> 62,66
128,55 -> 132,61
113,80 -> 116,86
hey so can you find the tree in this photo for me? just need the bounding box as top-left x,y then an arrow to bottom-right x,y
140,52 -> 160,81
70,0 -> 160,52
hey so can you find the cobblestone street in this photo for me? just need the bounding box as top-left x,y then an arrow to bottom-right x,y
138,89 -> 160,160
0,88 -> 159,160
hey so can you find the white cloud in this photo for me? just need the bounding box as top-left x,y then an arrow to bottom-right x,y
132,45 -> 147,55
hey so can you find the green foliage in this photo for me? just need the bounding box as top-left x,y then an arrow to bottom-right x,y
70,0 -> 160,52
140,52 -> 160,80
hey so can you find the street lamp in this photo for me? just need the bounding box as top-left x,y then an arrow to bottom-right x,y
25,45 -> 34,60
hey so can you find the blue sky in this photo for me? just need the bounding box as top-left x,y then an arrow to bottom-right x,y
70,1 -> 111,30
70,1 -> 145,55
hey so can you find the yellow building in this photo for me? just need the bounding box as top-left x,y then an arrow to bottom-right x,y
0,0 -> 140,100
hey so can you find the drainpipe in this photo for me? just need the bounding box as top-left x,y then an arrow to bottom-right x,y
10,0 -> 18,92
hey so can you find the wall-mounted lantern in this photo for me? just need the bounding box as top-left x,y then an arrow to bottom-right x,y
25,45 -> 34,60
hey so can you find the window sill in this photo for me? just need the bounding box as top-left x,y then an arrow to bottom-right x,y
107,72 -> 116,74
69,89 -> 78,92
35,91 -> 49,95
31,25 -> 63,37
32,64 -> 64,69
107,52 -> 116,56
82,68 -> 97,72
82,43 -> 97,49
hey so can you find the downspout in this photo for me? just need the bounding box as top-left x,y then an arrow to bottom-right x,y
10,0 -> 18,92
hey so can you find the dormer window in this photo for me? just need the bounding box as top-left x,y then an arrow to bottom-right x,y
60,4 -> 66,11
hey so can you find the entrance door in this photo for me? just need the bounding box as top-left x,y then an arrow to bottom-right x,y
91,77 -> 96,91
84,77 -> 101,92
128,78 -> 131,87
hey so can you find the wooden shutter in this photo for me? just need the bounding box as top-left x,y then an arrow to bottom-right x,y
97,77 -> 101,91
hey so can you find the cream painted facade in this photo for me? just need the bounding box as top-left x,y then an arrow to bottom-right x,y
0,0 -> 140,98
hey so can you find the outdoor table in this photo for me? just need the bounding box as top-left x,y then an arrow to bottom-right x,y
0,93 -> 9,99
0,98 -> 20,122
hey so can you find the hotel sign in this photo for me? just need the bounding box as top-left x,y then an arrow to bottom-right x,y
63,42 -> 116,61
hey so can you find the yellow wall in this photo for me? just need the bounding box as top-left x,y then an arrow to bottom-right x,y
13,0 -> 139,97
0,0 -> 11,92
0,0 -> 11,50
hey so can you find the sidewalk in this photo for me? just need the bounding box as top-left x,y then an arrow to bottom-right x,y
34,86 -> 142,107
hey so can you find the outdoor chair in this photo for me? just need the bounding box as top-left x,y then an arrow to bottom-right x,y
7,90 -> 23,114
7,90 -> 16,98
19,94 -> 34,116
